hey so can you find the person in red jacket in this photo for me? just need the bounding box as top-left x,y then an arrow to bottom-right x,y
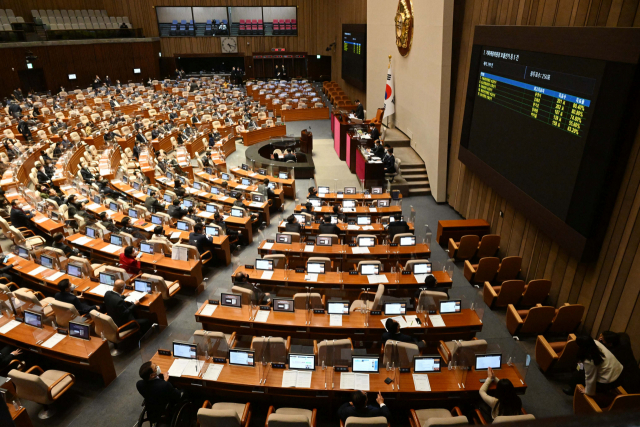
119,246 -> 141,275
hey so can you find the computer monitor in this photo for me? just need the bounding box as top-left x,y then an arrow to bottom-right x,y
439,300 -> 462,314
241,164 -> 250,171
110,234 -> 123,247
358,236 -> 376,247
231,208 -> 243,218
229,349 -> 254,366
352,356 -> 379,373
318,186 -> 330,195
151,215 -> 163,225
256,259 -> 274,271
93,195 -> 101,204
293,214 -> 306,224
206,204 -> 218,213
193,181 -> 202,190
133,181 -> 141,191
400,236 -> 416,246
258,168 -> 267,175
128,208 -> 138,219
343,200 -> 356,208
278,172 -> 288,179
17,246 -> 30,260
308,198 -> 321,208
329,215 -> 338,224
140,242 -> 154,254
344,187 -> 356,194
69,321 -> 91,340
327,301 -> 349,315
412,262 -> 432,275
50,211 -> 60,222
176,221 -> 189,231
147,188 -> 154,196
378,200 -> 390,207
371,187 -> 383,194
204,167 -> 213,175
205,226 -> 220,236
109,202 -> 119,212
475,354 -> 502,371
24,310 -> 43,329
241,178 -> 251,186
166,172 -> 174,181
221,293 -> 242,308
163,194 -> 172,203
40,255 -> 54,269
268,182 -> 276,189
221,173 -> 230,180
122,176 -> 129,183
317,236 -> 332,246
182,199 -> 193,208
173,341 -> 197,359
360,264 -> 380,275
86,226 -> 98,238
273,298 -> 294,312
384,302 -> 406,315
252,194 -> 264,203
288,354 -> 315,370
99,272 -> 116,286
276,233 -> 292,244
211,187 -> 220,195
67,263 -> 83,278
134,279 -> 152,293
307,262 -> 325,274
357,216 -> 371,226
413,356 -> 442,373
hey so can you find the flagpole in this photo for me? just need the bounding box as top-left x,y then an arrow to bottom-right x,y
386,55 -> 391,130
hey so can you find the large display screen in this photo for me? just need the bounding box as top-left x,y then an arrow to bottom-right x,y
458,27 -> 640,261
342,24 -> 366,90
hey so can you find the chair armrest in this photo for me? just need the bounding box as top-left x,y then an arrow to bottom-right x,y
200,250 -> 213,265
2,359 -> 25,374
168,280 -> 181,297
409,409 -> 420,427
452,407 -> 463,417
286,336 -> 291,352
483,281 -> 498,308
506,304 -> 523,335
26,365 -> 45,376
448,238 -> 458,259
47,372 -> 75,401
310,408 -> 317,427
202,400 -> 212,409
340,421 -> 345,427
573,384 -> 602,414
265,406 -> 275,427
1,281 -> 19,290
91,263 -> 107,276
241,402 -> 251,427
535,335 -> 558,373
438,340 -> 451,360
348,337 -> 354,350
313,340 -> 318,356
33,290 -> 46,301
474,409 -> 488,425
21,230 -> 36,237
117,320 -> 140,336
463,260 -> 475,282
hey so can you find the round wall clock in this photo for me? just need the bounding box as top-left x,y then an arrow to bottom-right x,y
395,0 -> 414,57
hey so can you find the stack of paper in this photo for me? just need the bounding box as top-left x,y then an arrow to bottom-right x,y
352,247 -> 370,254
34,217 -> 49,224
73,236 -> 93,245
249,202 -> 263,207
254,311 -> 270,322
367,274 -> 389,284
200,304 -> 217,316
262,242 -> 274,250
90,284 -> 113,296
330,314 -> 342,326
282,370 -> 312,388
261,271 -> 274,280
304,245 -> 315,253
200,212 -> 214,218
42,333 -> 67,349
414,274 -> 428,284
145,225 -> 156,231
46,271 -> 65,282
340,373 -> 370,390
313,207 -> 322,212
86,203 -> 101,210
429,315 -> 446,327
102,244 -> 121,254
347,225 -> 360,230
304,274 -> 318,282
0,320 -> 21,334
168,359 -> 189,377
125,291 -> 145,303
412,374 -> 431,391
236,185 -> 248,190
170,231 -> 182,239
362,226 -> 374,230
369,207 -> 377,212
202,364 -> 224,381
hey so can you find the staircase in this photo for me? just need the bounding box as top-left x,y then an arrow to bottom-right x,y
380,128 -> 431,197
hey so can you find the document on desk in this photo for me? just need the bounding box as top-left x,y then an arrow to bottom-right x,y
125,291 -> 145,303
133,192 -> 146,198
330,314 -> 342,326
202,364 -> 224,381
340,373 -> 370,390
262,242 -> 274,250
200,304 -> 217,316
72,236 -> 93,246
42,333 -> 67,349
125,189 -> 135,193
391,315 -> 409,329
86,203 -> 101,210
282,370 -> 312,388
351,247 -> 370,254
111,179 -> 122,184
343,208 -> 356,213
404,315 -> 421,328
429,315 -> 446,327
414,274 -> 428,284
102,244 -> 121,254
249,202 -> 263,208
347,225 -> 360,230
304,245 -> 315,252
182,359 -> 204,377
367,274 -> 389,284
313,207 -> 322,212
261,271 -> 274,280
46,271 -> 65,282
253,310 -> 270,323
361,226 -> 374,230
235,185 -> 248,190
369,207 -> 377,213
304,274 -> 318,282
34,216 -> 49,224
168,359 -> 190,377
199,212 -> 214,218
170,231 -> 182,239
28,266 -> 48,277
145,225 -> 156,231
0,320 -> 21,334
337,194 -> 344,198
90,284 -> 113,296
412,374 -> 431,391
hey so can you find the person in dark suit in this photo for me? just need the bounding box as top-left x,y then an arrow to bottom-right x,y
135,130 -> 147,145
145,191 -> 164,213
188,223 -> 215,256
151,125 -> 160,139
373,140 -> 385,158
370,124 -> 380,141
283,148 -> 297,162
8,101 -> 22,118
37,165 -> 53,186
0,344 -> 23,372
386,214 -> 410,241
319,215 -> 340,236
382,318 -> 420,346
599,331 -> 640,393
55,279 -> 99,315
104,280 -> 151,335
132,142 -> 141,161
191,112 -> 199,124
383,147 -> 396,174
17,117 -> 32,141
352,100 -> 364,120
52,232 -> 79,257
168,199 -> 187,219
285,214 -> 301,233
136,361 -> 183,424
9,200 -> 35,229
80,165 -> 95,183
338,391 -> 390,423
233,272 -> 269,304
173,180 -> 186,198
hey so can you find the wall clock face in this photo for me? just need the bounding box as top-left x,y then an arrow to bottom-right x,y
221,37 -> 238,53
395,0 -> 414,57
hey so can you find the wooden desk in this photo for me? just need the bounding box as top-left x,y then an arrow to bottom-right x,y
293,205 -> 402,218
152,135 -> 174,154
312,192 -> 401,203
277,222 -> 415,238
0,316 -> 116,386
280,107 -> 330,122
3,255 -> 168,327
3,193 -> 65,237
196,304 -> 482,342
436,220 -> 491,246
8,401 -> 33,427
356,148 -> 385,188
347,132 -> 373,173
232,266 -> 452,290
152,353 -> 525,402
332,112 -> 351,161
193,170 -> 285,211
241,125 -> 287,146
229,167 -> 296,199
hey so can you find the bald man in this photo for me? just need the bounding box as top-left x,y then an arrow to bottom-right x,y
104,279 -> 152,335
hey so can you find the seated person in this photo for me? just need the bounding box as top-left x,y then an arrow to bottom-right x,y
136,361 -> 183,424
233,272 -> 269,304
386,214 -> 410,241
318,215 -> 340,236
168,199 -> 188,219
338,391 -> 389,424
188,223 -> 215,256
283,148 -> 297,162
308,186 -> 318,198
99,211 -> 118,233
105,279 -> 152,335
151,226 -> 174,249
173,181 -> 186,198
285,214 -> 301,233
599,331 -> 640,393
0,345 -> 23,371
55,279 -> 99,315
332,205 -> 345,223
52,232 -> 80,257
382,318 -> 420,346
119,246 -> 142,275
479,368 -> 523,421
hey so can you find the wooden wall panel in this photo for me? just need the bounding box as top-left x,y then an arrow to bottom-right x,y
3,0 -> 367,103
448,0 -> 640,355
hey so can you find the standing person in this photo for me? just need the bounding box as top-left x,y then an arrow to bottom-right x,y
478,367 -> 523,420
383,147 -> 396,174
599,331 -> 640,393
352,100 -> 364,120
563,335 -> 624,396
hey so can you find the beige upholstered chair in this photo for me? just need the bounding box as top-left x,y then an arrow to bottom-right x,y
89,310 -> 139,355
438,339 -> 488,364
197,401 -> 251,427
392,233 -> 414,244
416,290 -> 449,312
342,416 -> 388,427
231,285 -> 256,305
9,226 -> 46,249
307,257 -> 331,272
350,284 -> 384,312
316,338 -> 353,366
251,336 -> 289,364
491,414 -> 535,424
68,256 -> 104,279
266,406 -> 317,427
141,273 -> 180,300
13,288 -> 55,320
50,300 -> 80,328
318,233 -> 339,244
263,254 -> 286,269
382,341 -> 419,367
409,407 -> 467,427
9,366 -> 75,419
292,293 -> 324,310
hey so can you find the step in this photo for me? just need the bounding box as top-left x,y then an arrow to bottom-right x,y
400,163 -> 426,170
402,168 -> 427,175
404,174 -> 429,182
408,188 -> 432,196
403,180 -> 430,187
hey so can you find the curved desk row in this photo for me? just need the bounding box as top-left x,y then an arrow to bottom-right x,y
276,222 -> 415,239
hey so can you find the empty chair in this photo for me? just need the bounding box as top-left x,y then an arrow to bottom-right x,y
409,407 -> 467,427
477,413 -> 535,424
266,406 -> 317,427
317,338 -> 353,366
448,235 -> 479,260
547,303 -> 585,334
350,284 -> 384,312
476,234 -> 501,258
535,334 -> 578,373
494,256 -> 522,283
463,257 -> 499,284
292,292 -> 324,310
9,367 -> 75,419
438,339 -> 488,364
342,416 -> 388,427
14,288 -> 55,320
506,304 -> 556,335
90,310 -> 140,355
264,254 -> 286,269
50,300 -> 80,328
141,273 -> 180,300
356,260 -> 382,273
382,341 -> 419,367
198,401 -> 251,427
416,290 -> 449,312
483,279 -> 525,309
520,279 -> 551,306
572,385 -> 640,414
251,336 -> 289,364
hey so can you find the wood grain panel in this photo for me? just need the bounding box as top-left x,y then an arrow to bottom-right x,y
447,0 -> 640,346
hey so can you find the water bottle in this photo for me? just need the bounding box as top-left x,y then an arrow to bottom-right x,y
101,331 -> 106,341
13,398 -> 21,410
